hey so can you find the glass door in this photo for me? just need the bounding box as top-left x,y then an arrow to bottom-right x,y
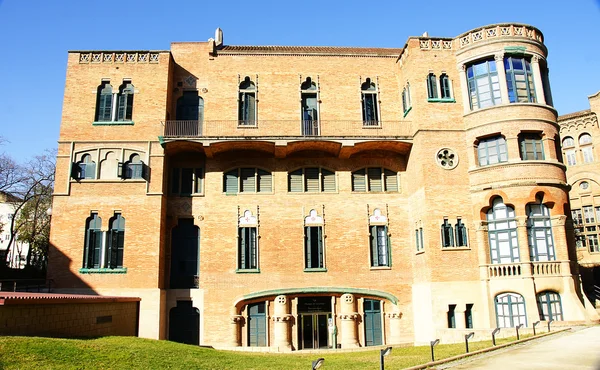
301,313 -> 330,349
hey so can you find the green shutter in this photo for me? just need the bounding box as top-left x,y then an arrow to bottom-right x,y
368,168 -> 383,192
318,226 -> 324,268
225,170 -> 239,194
257,169 -> 271,193
239,228 -> 246,269
289,169 -> 303,192
305,226 -> 311,268
117,162 -> 125,179
321,169 -> 336,192
352,169 -> 366,192
85,163 -> 96,179
370,225 -> 378,267
387,233 -> 392,267
384,169 -> 398,191
305,168 -> 319,192
249,227 -> 257,269
194,168 -> 203,193
240,168 -> 256,193
117,93 -> 127,121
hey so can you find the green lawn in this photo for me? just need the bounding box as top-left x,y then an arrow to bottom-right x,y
0,335 -> 531,369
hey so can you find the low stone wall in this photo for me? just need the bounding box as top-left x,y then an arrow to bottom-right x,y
0,293 -> 140,337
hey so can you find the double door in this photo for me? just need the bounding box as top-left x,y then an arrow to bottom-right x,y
301,313 -> 330,349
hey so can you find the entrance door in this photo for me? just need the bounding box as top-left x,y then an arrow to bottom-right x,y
168,300 -> 200,345
248,302 -> 266,346
364,299 -> 382,346
301,313 -> 330,349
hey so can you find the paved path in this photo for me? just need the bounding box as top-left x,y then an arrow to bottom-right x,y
441,326 -> 600,370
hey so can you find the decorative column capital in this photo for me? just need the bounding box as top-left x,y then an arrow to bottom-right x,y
458,64 -> 466,73
230,315 -> 244,324
552,215 -> 568,226
476,220 -> 489,231
494,53 -> 504,62
531,55 -> 541,63
339,313 -> 359,320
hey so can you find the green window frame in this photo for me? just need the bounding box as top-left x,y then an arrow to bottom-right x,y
95,81 -> 113,122
370,225 -> 390,267
527,202 -> 556,261
536,291 -> 563,321
478,136 -> 508,166
238,227 -> 257,270
441,219 -> 454,248
364,299 -> 383,346
304,226 -> 324,269
427,73 -> 438,99
440,74 -> 452,99
467,59 -> 501,109
116,81 -> 134,121
106,213 -> 125,269
415,227 -> 424,252
351,168 -> 398,193
519,133 -> 545,160
495,293 -> 527,328
83,213 -> 102,269
171,168 -> 203,196
487,198 -> 520,264
465,304 -> 474,329
288,167 -> 335,193
224,168 -> 272,194
505,56 -> 536,103
455,219 -> 468,247
238,77 -> 256,126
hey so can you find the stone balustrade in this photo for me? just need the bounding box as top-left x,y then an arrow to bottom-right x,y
484,261 -> 564,279
457,23 -> 544,49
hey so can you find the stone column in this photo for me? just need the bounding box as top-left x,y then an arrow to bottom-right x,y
339,293 -> 360,348
386,308 -> 403,344
271,295 -> 292,350
230,315 -> 243,346
458,64 -> 471,114
475,220 -> 490,279
530,55 -> 546,105
454,304 -> 466,329
494,53 -> 510,105
111,92 -> 119,121
515,215 -> 533,277
550,215 -> 569,262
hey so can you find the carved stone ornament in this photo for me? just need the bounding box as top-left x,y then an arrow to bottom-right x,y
436,148 -> 458,170
386,312 -> 403,319
272,315 -> 293,322
230,315 -> 244,323
339,313 -> 359,320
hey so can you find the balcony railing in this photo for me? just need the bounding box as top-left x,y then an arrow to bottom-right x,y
162,120 -> 412,139
484,261 -> 564,279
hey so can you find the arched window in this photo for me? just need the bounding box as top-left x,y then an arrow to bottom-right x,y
117,81 -> 134,121
579,133 -> 594,163
107,213 -> 125,268
301,77 -> 319,135
369,209 -> 390,267
487,197 -> 520,263
495,292 -> 527,328
95,82 -> 113,122
99,151 -> 118,179
579,133 -> 593,145
288,167 -> 335,193
361,78 -> 379,125
562,137 -> 575,147
527,199 -> 556,261
170,218 -> 200,288
427,73 -> 438,99
73,153 -> 96,180
562,136 -> 576,165
440,73 -> 452,99
83,213 -> 102,268
122,153 -> 143,179
238,210 -> 258,271
304,210 -> 324,270
238,77 -> 256,126
536,291 -> 563,321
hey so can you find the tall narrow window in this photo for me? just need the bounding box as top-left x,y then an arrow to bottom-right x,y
495,293 -> 527,328
505,56 -> 536,103
467,59 -> 501,109
477,136 -> 508,166
536,291 -> 563,321
238,77 -> 256,125
580,133 -> 594,164
304,226 -> 324,269
238,210 -> 258,271
301,77 -> 319,135
361,78 -> 379,126
106,213 -> 125,268
370,225 -> 389,267
441,218 -> 454,248
447,305 -> 456,328
415,226 -> 424,252
83,213 -> 102,269
427,73 -> 438,99
170,218 -> 200,289
440,74 -> 452,99
171,168 -> 204,195
120,153 -> 148,180
465,304 -> 474,329
562,137 -> 576,166
455,219 -> 468,247
487,197 -> 520,264
95,82 -> 113,122
527,200 -> 556,261
288,168 -> 335,193
519,133 -> 545,160
117,81 -> 134,121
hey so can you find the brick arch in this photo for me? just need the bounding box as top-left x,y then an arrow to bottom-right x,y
479,191 -> 512,219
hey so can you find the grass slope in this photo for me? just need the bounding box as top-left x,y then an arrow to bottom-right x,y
0,335 -> 528,369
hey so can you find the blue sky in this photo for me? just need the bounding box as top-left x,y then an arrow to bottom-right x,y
0,0 -> 599,162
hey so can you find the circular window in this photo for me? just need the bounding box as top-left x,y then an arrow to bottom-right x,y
436,148 -> 458,170
580,181 -> 590,190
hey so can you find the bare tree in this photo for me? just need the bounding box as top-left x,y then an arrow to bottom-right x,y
0,137 -> 23,194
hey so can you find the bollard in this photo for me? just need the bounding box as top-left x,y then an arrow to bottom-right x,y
492,328 -> 501,346
465,332 -> 475,353
515,324 -> 524,340
533,321 -> 540,336
547,319 -> 553,332
430,339 -> 440,362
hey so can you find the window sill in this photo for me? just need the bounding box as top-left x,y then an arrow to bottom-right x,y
71,179 -> 146,183
235,268 -> 260,274
351,191 -> 399,194
79,267 -> 127,274
427,98 -> 456,103
441,246 -> 470,251
170,193 -> 205,197
403,106 -> 412,118
304,268 -> 327,273
237,123 -> 258,128
370,266 -> 391,270
92,121 -> 135,126
224,192 -> 275,196
362,124 -> 382,129
287,191 -> 339,195
415,250 -> 425,255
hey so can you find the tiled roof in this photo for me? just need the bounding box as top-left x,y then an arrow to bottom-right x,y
558,109 -> 592,121
0,292 -> 140,305
218,45 -> 403,57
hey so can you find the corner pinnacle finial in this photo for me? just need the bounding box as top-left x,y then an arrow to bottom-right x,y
215,28 -> 223,47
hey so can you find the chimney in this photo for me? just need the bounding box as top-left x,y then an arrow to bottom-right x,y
215,28 -> 223,47
422,32 -> 429,37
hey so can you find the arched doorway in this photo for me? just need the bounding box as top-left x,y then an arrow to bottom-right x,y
169,300 -> 200,345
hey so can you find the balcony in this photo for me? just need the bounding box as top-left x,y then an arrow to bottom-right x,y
483,261 -> 568,279
162,120 -> 413,139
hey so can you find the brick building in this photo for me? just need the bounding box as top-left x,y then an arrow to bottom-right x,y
558,92 -> 600,308
48,23 -> 599,350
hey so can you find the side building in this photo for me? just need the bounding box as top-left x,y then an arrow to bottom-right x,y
558,91 -> 600,307
48,24 -> 599,349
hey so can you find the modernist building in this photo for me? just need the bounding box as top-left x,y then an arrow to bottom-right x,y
0,192 -> 29,269
558,92 -> 600,306
48,23 -> 599,350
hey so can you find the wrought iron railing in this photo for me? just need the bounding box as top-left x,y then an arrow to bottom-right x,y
0,279 -> 53,292
162,120 -> 412,138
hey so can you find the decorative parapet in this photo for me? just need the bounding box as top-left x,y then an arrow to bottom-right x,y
419,38 -> 453,50
78,51 -> 162,64
456,24 -> 544,49
558,112 -> 598,134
